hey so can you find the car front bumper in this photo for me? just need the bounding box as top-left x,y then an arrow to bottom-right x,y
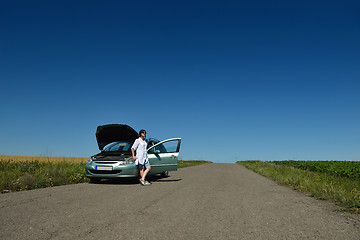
85,163 -> 139,178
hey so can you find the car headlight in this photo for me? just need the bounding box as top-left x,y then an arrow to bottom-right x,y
87,157 -> 93,164
125,157 -> 134,164
126,159 -> 135,164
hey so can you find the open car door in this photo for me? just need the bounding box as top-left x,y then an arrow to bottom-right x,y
147,138 -> 181,174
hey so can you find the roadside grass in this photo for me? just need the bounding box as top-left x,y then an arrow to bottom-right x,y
0,159 -> 87,193
237,161 -> 360,213
0,155 -> 211,193
0,155 -> 87,162
178,160 -> 212,168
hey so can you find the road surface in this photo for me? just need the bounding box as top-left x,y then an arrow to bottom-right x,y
0,163 -> 359,239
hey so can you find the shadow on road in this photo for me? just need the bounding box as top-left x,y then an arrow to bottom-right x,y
88,178 -> 139,185
88,175 -> 182,185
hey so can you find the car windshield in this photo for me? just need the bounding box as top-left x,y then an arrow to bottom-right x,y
102,141 -> 133,152
147,138 -> 159,149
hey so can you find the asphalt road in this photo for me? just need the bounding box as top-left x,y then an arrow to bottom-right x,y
1,163 -> 359,240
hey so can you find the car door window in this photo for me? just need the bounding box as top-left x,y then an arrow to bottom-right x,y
155,143 -> 167,153
161,141 -> 179,153
148,138 -> 181,154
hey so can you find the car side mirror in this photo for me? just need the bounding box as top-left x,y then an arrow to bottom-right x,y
148,149 -> 160,154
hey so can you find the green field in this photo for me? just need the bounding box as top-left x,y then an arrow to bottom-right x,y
237,161 -> 360,213
272,160 -> 360,179
0,156 -> 211,193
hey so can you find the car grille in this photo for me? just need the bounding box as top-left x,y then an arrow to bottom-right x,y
89,170 -> 122,174
93,161 -> 117,164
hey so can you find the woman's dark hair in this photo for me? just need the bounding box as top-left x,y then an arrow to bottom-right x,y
139,129 -> 147,136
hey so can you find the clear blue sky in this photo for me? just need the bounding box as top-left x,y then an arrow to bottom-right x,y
1,0 -> 359,162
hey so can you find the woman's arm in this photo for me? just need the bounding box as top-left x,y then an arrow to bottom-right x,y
131,139 -> 139,160
131,148 -> 136,161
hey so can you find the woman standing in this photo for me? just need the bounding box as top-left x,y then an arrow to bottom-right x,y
131,129 -> 151,185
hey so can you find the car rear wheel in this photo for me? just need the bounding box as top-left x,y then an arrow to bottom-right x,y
161,171 -> 169,178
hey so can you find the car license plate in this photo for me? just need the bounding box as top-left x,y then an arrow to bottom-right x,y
96,166 -> 113,171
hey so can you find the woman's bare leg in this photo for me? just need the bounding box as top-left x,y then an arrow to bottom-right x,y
139,168 -> 144,179
141,166 -> 151,181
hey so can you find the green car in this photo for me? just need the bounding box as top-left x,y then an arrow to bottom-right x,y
85,124 -> 181,182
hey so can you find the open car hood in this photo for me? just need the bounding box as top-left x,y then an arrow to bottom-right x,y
96,124 -> 138,150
